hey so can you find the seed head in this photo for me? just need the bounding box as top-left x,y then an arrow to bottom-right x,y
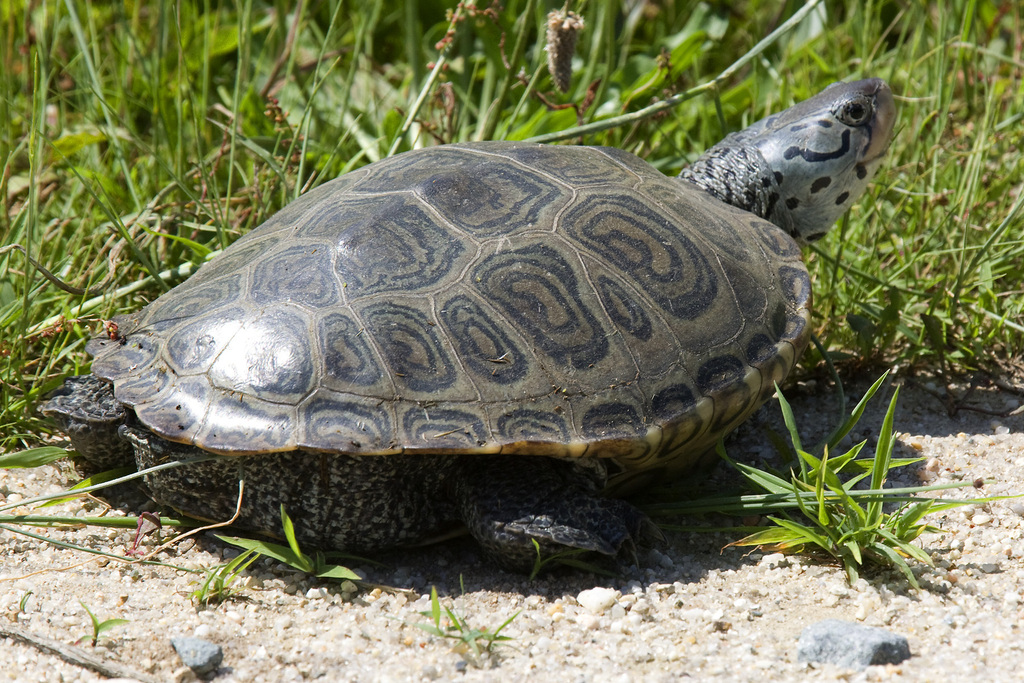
545,10 -> 584,93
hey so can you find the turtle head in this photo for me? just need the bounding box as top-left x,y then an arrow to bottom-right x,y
682,78 -> 896,243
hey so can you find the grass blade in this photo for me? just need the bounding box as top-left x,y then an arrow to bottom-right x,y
867,387 -> 901,524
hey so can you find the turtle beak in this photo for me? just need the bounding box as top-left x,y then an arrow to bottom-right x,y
864,79 -> 896,164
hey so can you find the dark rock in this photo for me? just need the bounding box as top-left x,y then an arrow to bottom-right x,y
797,619 -> 910,670
171,636 -> 224,675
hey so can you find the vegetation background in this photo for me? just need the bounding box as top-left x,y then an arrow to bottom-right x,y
1,0 -> 1022,452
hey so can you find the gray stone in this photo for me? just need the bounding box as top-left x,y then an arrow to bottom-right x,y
171,636 -> 224,675
797,619 -> 910,670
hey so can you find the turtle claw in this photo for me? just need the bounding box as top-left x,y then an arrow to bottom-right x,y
503,514 -> 620,557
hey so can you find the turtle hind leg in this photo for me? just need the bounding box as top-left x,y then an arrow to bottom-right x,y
451,456 -> 659,573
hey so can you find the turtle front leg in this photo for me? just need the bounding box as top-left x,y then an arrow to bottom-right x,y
451,456 -> 659,572
42,375 -> 135,471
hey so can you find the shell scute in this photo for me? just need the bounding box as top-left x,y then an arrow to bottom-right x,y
471,242 -> 611,373
316,311 -> 388,391
353,146 -> 569,237
357,300 -> 461,399
561,191 -> 719,322
205,306 -> 317,404
326,195 -> 471,297
298,390 -> 398,453
250,243 -> 340,309
400,406 -> 490,451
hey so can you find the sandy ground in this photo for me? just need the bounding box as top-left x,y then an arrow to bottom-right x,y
2,371 -> 1023,682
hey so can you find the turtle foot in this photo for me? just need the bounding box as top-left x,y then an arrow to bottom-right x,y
42,375 -> 134,471
454,456 -> 660,573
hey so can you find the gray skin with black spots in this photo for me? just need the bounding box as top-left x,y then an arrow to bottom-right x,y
683,78 -> 894,243
44,79 -> 895,572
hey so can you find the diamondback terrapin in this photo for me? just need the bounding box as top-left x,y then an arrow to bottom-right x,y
45,79 -> 895,570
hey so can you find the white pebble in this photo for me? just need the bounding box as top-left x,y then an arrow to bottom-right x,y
305,587 -> 329,600
972,513 -> 993,525
979,559 -> 1001,573
577,587 -> 619,614
759,553 -> 789,569
828,585 -> 850,598
531,636 -> 552,654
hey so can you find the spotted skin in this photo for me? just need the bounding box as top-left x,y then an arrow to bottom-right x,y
684,78 -> 895,242
44,79 -> 896,571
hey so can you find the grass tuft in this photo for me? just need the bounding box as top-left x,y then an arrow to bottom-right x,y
651,373 -> 1019,589
415,582 -> 519,667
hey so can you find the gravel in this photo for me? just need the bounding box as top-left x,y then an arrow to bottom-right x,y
2,374 -> 1023,682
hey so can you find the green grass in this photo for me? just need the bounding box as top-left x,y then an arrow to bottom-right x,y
75,601 -> 129,648
716,375 -> 1001,589
2,0 -> 1022,455
415,583 -> 520,666
648,370 -> 1016,587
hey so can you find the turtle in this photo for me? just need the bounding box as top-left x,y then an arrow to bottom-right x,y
44,78 -> 895,571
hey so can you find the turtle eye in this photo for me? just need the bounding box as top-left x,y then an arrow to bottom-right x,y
834,94 -> 873,126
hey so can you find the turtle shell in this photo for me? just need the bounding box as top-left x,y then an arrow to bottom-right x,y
88,142 -> 811,491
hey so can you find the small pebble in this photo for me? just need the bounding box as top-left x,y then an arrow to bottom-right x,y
577,587 -> 619,614
797,619 -> 910,670
759,553 -> 789,569
979,559 -> 1001,574
647,548 -> 675,568
171,636 -> 224,675
305,586 -> 330,600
